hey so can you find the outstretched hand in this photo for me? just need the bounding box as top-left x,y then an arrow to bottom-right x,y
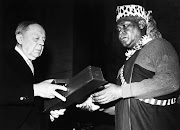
76,95 -> 100,112
99,106 -> 115,115
33,79 -> 67,101
92,83 -> 122,104
50,109 -> 66,122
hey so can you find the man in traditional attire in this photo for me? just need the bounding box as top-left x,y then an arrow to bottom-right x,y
77,4 -> 180,130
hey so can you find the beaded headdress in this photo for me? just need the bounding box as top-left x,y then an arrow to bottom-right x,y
116,5 -> 152,25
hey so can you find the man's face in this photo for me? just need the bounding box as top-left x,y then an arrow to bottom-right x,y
117,20 -> 142,48
21,24 -> 46,60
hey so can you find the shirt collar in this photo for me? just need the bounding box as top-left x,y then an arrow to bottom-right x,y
15,45 -> 30,62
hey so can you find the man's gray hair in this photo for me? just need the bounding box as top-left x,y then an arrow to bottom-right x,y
15,21 -> 38,35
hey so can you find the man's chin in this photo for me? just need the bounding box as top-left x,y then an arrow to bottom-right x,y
121,42 -> 130,47
121,41 -> 133,48
30,55 -> 40,60
30,57 -> 36,61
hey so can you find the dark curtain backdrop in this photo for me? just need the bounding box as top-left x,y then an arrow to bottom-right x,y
1,0 -> 179,87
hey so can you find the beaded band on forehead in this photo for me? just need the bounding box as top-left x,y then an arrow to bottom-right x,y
116,5 -> 152,25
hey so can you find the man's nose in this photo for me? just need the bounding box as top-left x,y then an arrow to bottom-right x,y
38,39 -> 44,46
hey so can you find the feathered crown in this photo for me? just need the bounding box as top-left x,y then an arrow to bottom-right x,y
116,5 -> 152,24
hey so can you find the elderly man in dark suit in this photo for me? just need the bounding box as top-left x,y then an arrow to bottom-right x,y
0,21 -> 67,130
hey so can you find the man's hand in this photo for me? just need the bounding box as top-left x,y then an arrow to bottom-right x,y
50,109 -> 66,122
76,95 -> 100,112
92,83 -> 122,104
33,79 -> 67,101
99,106 -> 115,115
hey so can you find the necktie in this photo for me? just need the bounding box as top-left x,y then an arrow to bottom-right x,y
26,60 -> 34,75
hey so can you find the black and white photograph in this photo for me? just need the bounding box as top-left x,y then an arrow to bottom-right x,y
0,0 -> 180,130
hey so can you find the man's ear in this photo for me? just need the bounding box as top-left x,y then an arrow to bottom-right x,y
138,20 -> 146,29
16,34 -> 23,44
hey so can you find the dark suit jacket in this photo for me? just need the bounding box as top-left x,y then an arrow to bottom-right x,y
0,48 -> 43,130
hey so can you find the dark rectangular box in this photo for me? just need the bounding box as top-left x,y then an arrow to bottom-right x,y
44,66 -> 107,112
